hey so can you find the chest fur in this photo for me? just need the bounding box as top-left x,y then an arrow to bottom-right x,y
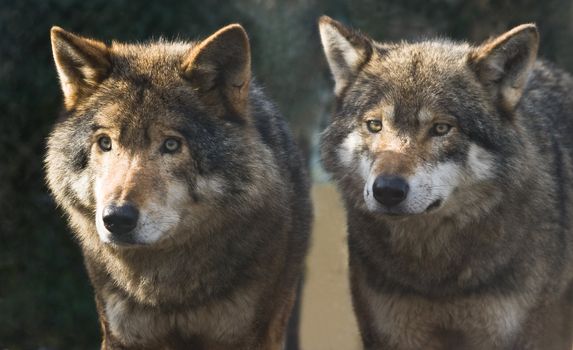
361,283 -> 531,350
104,287 -> 261,346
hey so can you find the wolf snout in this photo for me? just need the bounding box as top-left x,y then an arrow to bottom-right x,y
102,203 -> 139,236
372,175 -> 409,207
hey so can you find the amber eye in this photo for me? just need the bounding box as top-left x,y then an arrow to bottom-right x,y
97,136 -> 112,152
366,120 -> 382,133
162,138 -> 181,154
431,123 -> 452,137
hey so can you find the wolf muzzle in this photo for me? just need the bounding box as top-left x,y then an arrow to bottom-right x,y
372,175 -> 409,207
102,203 -> 139,241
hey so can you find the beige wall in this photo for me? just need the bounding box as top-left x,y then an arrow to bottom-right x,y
300,184 -> 361,350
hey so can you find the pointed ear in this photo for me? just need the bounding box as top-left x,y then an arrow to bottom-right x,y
468,24 -> 539,115
181,24 -> 251,119
318,16 -> 373,95
50,27 -> 111,110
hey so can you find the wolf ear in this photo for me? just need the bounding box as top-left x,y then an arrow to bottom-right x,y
318,16 -> 373,96
181,24 -> 251,119
468,24 -> 539,115
51,27 -> 111,110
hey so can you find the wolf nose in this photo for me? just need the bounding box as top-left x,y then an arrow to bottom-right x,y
372,175 -> 409,207
102,204 -> 139,235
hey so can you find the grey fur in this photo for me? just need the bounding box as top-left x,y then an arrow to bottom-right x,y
319,16 -> 573,350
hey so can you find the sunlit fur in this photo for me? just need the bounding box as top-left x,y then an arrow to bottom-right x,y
46,25 -> 311,349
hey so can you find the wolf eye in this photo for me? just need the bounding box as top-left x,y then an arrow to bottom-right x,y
366,120 -> 382,133
162,138 -> 181,154
97,136 -> 112,152
430,123 -> 452,137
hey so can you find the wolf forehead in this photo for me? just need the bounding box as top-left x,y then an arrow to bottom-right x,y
373,41 -> 470,77
73,41 -> 218,131
104,41 -> 195,81
352,41 -> 480,106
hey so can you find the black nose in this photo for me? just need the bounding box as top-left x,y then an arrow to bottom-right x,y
372,175 -> 409,207
102,204 -> 139,235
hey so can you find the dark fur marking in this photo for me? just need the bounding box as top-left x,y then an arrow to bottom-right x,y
64,117 -> 94,172
70,148 -> 89,172
62,183 -> 93,217
254,112 -> 276,148
550,119 -> 568,264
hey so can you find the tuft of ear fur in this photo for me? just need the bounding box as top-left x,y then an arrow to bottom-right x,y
468,24 -> 539,116
318,16 -> 373,96
50,27 -> 111,110
181,24 -> 251,119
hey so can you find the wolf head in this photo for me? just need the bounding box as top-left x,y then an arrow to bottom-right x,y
46,25 -> 280,247
319,16 -> 539,217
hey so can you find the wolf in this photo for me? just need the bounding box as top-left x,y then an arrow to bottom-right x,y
318,15 -> 573,350
45,24 -> 311,350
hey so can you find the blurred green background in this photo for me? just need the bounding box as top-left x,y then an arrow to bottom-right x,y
2,0 -> 573,349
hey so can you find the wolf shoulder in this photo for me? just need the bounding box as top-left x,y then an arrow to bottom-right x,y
249,82 -> 310,189
522,61 -> 573,135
